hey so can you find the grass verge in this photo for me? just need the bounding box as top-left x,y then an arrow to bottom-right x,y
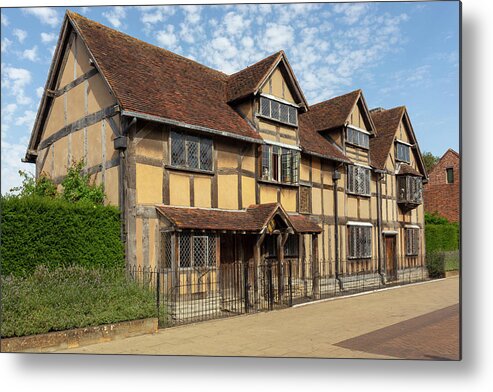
1,265 -> 157,338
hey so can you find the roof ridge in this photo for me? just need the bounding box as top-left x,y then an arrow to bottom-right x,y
310,89 -> 361,109
227,51 -> 282,78
67,10 -> 229,79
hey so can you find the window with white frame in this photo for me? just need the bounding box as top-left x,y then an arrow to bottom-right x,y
395,142 -> 411,162
261,144 -> 300,184
259,96 -> 298,126
347,165 -> 371,196
348,225 -> 372,259
178,233 -> 216,268
405,228 -> 419,256
170,131 -> 213,171
346,127 -> 369,149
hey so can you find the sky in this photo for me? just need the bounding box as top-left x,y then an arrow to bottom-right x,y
0,1 -> 460,193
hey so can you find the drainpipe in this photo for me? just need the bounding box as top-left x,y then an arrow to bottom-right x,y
376,169 -> 385,285
333,167 -> 343,290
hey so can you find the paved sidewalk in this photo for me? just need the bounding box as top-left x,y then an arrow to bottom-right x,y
58,277 -> 459,358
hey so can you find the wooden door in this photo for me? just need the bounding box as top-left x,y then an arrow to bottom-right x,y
385,236 -> 397,281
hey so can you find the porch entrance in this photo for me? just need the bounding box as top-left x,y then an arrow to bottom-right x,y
385,235 -> 397,281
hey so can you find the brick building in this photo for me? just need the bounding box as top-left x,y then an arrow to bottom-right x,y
423,149 -> 460,222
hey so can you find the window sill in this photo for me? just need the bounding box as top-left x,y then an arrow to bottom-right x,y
258,179 -> 299,188
256,113 -> 298,128
165,165 -> 214,176
348,257 -> 372,261
346,191 -> 371,198
345,141 -> 369,150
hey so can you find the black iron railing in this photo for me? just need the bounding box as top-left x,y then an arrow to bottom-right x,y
128,255 -> 430,328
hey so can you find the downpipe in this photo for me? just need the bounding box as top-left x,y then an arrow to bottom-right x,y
333,167 -> 343,291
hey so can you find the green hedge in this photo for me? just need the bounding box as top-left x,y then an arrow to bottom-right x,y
426,252 -> 446,279
1,266 -> 156,338
425,223 -> 460,253
1,196 -> 124,276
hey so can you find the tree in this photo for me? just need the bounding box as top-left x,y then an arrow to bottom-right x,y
422,151 -> 440,173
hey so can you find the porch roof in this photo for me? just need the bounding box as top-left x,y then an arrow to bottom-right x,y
155,203 -> 322,234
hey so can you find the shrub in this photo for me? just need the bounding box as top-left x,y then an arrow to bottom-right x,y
8,160 -> 105,205
1,266 -> 156,338
426,252 -> 445,279
425,223 -> 459,253
0,196 -> 124,276
9,170 -> 57,198
60,160 -> 105,204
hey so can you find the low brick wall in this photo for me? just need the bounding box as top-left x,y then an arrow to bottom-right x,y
1,318 -> 158,353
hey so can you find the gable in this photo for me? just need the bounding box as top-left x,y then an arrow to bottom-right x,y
259,65 -> 296,104
348,98 -> 374,133
38,30 -> 116,144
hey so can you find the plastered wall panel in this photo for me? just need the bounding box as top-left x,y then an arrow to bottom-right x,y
86,122 -> 102,168
194,176 -> 212,208
217,175 -> 238,209
242,176 -> 256,208
280,188 -> 296,212
87,74 -> 116,114
169,172 -> 190,206
136,163 -> 163,204
260,185 -> 278,204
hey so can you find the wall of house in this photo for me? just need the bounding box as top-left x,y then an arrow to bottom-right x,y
380,116 -> 426,269
36,32 -> 120,206
129,119 -> 259,269
423,151 -> 460,222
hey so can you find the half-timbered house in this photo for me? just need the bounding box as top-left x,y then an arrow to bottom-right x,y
24,11 -> 428,322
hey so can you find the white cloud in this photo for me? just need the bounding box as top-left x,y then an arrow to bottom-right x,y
138,5 -> 175,29
21,46 -> 39,62
156,25 -> 180,51
1,66 -> 33,105
1,13 -> 9,26
13,28 -> 27,44
1,138 -> 33,194
36,86 -> 44,98
261,24 -> 294,52
16,110 -> 37,129
182,5 -> 202,24
333,3 -> 369,25
41,32 -> 57,44
24,8 -> 60,28
102,6 -> 126,29
1,37 -> 12,53
79,7 -> 90,15
223,12 -> 250,36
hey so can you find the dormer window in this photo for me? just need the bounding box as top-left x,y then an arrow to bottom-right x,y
396,141 -> 411,163
259,96 -> 298,126
346,126 -> 369,149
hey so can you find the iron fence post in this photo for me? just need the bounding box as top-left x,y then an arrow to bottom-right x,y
244,261 -> 249,313
288,259 -> 293,307
156,269 -> 160,322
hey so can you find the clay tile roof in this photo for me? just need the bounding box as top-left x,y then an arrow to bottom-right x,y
67,11 -> 261,142
298,124 -> 351,163
226,52 -> 282,102
155,203 -> 321,233
299,90 -> 361,133
288,214 -> 323,233
369,106 -> 405,169
397,163 -> 423,177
